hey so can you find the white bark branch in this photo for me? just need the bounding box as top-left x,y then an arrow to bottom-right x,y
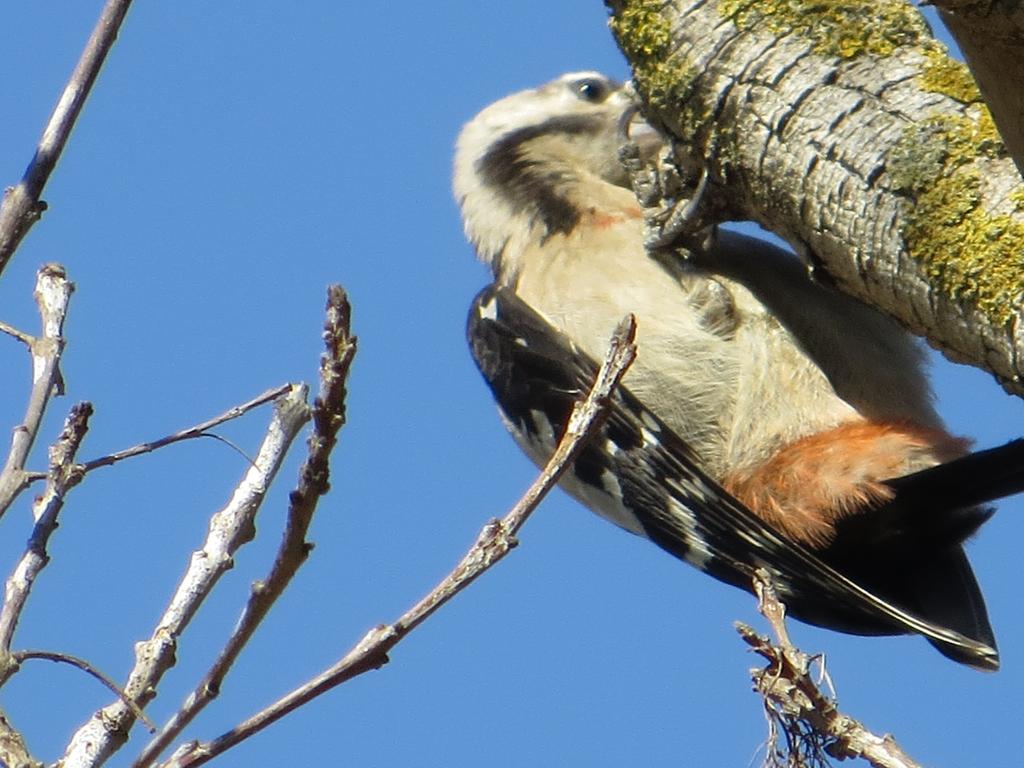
0,264 -> 74,519
0,403 -> 91,666
133,287 -> 357,768
0,0 -> 134,276
59,386 -> 311,768
153,315 -> 638,768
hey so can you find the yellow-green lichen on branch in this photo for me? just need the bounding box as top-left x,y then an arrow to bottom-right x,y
920,49 -> 982,104
608,1 -> 704,123
1011,187 -> 1024,213
910,179 -> 1024,328
716,0 -> 977,104
718,0 -> 929,59
891,114 -> 1024,328
612,0 -> 1023,326
608,1 -> 672,59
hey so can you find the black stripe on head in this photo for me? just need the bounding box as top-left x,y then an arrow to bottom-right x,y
477,114 -> 605,241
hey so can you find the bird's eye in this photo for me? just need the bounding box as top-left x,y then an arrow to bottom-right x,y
572,77 -> 610,103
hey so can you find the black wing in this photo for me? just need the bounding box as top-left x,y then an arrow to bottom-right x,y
467,284 -> 1000,670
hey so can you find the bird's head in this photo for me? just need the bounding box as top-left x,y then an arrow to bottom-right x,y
453,72 -> 659,275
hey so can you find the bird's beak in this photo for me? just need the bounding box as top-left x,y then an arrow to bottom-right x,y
618,101 -> 664,160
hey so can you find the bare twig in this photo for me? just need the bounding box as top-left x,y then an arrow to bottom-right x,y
0,321 -> 33,346
0,0 -> 134,275
0,403 -> 91,768
0,264 -> 74,520
0,709 -> 41,768
59,386 -> 312,768
0,403 -> 92,673
738,570 -> 923,768
13,650 -> 155,732
133,287 -> 357,768
157,314 -> 638,768
77,383 -> 293,475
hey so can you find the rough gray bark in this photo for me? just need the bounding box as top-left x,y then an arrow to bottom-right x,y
936,1 -> 1024,178
608,0 -> 1024,393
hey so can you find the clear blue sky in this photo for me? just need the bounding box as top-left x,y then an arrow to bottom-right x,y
0,2 -> 1020,766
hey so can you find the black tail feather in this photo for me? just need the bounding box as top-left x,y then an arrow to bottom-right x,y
885,439 -> 1024,512
910,547 -> 997,667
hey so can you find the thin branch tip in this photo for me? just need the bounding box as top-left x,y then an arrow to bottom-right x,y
131,290 -> 358,768
614,311 -> 637,340
0,0 -> 135,275
740,572 -> 923,768
38,262 -> 69,281
0,263 -> 75,520
15,650 -> 155,731
77,383 -> 294,476
322,283 -> 357,374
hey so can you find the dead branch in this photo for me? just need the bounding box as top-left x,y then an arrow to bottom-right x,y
0,709 -> 40,768
0,402 -> 93,768
0,402 -> 92,670
739,570 -> 923,768
133,286 -> 357,768
0,0 -> 134,275
59,386 -> 311,768
13,650 -> 154,731
77,383 -> 293,475
0,264 -> 74,520
155,314 -> 638,768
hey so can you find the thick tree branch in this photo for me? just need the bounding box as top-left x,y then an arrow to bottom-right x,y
59,386 -> 311,768
133,287 -> 357,768
0,264 -> 74,520
154,315 -> 638,768
935,2 -> 1024,177
608,0 -> 1024,392
0,0 -> 134,276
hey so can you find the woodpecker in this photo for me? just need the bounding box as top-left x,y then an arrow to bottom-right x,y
454,72 -> 1021,669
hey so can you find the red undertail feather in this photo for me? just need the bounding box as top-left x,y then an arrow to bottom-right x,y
723,421 -> 972,548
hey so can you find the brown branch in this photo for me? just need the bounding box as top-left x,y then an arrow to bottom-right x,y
738,570 -> 923,768
0,0 -> 134,276
156,314 -> 638,768
132,286 -> 357,768
0,403 -> 92,676
13,650 -> 155,732
77,383 -> 293,475
59,387 -> 311,768
0,264 -> 74,520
